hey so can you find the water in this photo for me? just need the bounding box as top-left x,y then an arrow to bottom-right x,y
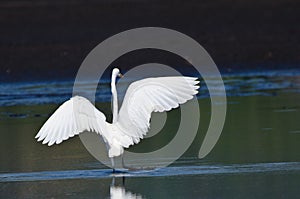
1,68 -> 300,107
1,163 -> 300,198
1,69 -> 300,198
1,162 -> 300,182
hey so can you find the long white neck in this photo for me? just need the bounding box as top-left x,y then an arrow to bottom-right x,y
111,74 -> 118,123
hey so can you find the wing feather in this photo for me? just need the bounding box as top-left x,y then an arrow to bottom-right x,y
35,96 -> 108,146
117,76 -> 199,144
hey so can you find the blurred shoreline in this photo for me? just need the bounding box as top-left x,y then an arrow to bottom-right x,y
0,0 -> 299,82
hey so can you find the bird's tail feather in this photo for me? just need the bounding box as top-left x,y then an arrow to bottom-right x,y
108,140 -> 124,157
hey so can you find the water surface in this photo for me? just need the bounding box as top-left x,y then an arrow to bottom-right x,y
1,69 -> 300,198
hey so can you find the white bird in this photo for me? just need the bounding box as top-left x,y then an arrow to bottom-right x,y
35,68 -> 199,171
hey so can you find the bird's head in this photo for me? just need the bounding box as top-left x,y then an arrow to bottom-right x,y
112,68 -> 123,78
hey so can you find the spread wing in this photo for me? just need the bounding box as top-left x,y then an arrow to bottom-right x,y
35,96 -> 109,146
116,76 -> 199,144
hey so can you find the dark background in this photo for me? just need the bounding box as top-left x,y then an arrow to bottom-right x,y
0,0 -> 299,82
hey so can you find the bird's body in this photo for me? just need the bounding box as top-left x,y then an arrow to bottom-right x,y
35,68 -> 199,169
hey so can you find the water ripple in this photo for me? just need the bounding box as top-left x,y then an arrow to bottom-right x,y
1,69 -> 300,107
1,162 -> 299,183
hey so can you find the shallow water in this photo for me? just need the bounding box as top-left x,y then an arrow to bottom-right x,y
1,69 -> 300,198
1,162 -> 300,182
1,69 -> 300,107
1,163 -> 300,199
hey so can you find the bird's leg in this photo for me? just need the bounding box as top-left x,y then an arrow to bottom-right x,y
122,176 -> 125,186
111,157 -> 115,173
121,154 -> 127,169
111,177 -> 115,186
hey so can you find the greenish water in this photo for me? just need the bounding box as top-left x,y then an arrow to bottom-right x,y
1,75 -> 300,198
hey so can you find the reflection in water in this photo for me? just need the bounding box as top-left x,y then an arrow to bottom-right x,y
110,177 -> 143,199
0,163 -> 299,198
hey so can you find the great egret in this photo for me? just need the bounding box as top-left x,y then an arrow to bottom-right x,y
35,68 -> 199,171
